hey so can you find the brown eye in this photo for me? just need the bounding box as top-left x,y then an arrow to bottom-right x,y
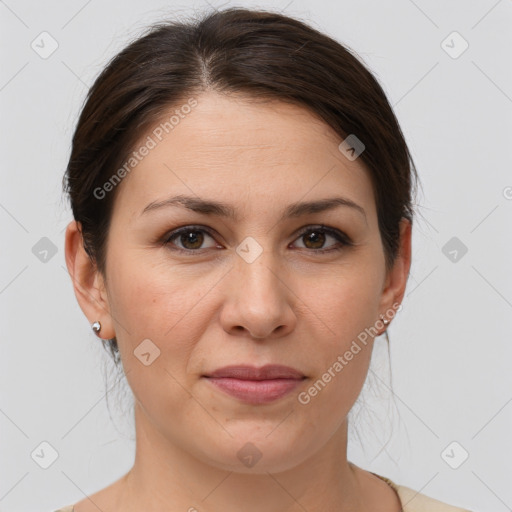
302,229 -> 326,249
178,230 -> 204,250
292,226 -> 351,253
165,227 -> 217,252
162,224 -> 351,255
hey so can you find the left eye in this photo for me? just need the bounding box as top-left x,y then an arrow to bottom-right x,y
163,225 -> 351,253
292,227 -> 350,252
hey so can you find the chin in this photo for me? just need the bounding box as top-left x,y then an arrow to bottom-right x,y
196,431 -> 313,474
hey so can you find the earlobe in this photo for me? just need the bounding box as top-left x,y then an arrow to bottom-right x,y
64,220 -> 116,340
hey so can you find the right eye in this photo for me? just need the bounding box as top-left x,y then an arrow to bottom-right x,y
163,226 -> 220,254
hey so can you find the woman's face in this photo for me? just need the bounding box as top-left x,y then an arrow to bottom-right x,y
69,91 -> 410,473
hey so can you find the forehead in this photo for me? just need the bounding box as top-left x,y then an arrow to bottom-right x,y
110,92 -> 376,224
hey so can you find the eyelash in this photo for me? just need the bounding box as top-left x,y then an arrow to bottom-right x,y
160,224 -> 353,255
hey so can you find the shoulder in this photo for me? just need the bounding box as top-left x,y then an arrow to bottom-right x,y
394,483 -> 474,511
375,474 -> 474,512
53,472 -> 127,512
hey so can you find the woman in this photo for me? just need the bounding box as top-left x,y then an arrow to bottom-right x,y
56,7 -> 473,512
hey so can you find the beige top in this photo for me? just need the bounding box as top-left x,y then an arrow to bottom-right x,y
53,472 -> 474,512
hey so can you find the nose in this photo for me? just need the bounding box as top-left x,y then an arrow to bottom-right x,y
220,249 -> 297,340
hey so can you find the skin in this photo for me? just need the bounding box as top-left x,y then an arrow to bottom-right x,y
65,91 -> 411,512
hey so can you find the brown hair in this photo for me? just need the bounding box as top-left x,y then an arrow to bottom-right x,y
62,7 -> 419,363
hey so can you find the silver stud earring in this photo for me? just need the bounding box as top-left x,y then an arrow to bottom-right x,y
380,315 -> 390,326
91,321 -> 101,334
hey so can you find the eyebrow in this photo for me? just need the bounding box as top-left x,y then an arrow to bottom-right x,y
140,194 -> 367,224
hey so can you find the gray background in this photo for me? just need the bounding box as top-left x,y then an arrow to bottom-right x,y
1,1 -> 511,511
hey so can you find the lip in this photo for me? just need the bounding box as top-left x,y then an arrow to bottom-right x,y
203,365 -> 306,405
205,364 -> 305,380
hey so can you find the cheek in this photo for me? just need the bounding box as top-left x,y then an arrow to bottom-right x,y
296,347 -> 372,442
108,251 -> 204,331
106,254 -> 214,381
298,263 -> 382,396
296,273 -> 379,413
108,265 -> 208,419
306,261 -> 383,340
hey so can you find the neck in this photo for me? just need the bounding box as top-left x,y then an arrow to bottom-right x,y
116,400 -> 366,512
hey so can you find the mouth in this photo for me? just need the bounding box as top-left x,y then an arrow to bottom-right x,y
202,364 -> 306,405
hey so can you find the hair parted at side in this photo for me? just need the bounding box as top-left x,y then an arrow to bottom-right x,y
62,6 -> 419,363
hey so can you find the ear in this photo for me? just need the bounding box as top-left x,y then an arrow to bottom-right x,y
64,220 -> 116,340
378,218 -> 412,322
